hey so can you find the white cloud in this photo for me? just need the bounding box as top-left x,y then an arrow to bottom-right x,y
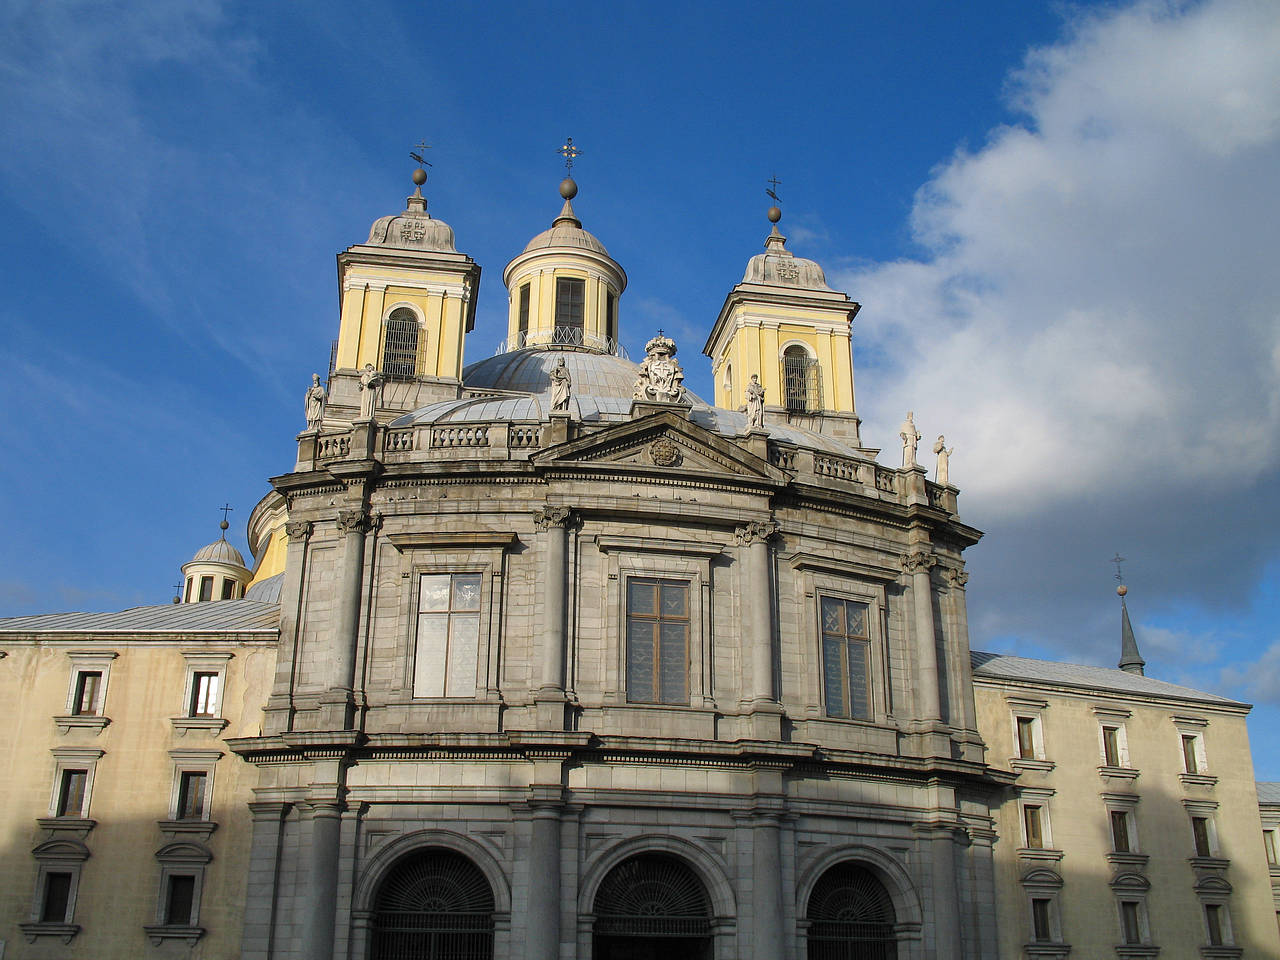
842,0 -> 1280,515
1221,640 -> 1280,705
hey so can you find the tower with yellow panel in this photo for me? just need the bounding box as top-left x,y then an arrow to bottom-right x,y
327,166 -> 482,420
501,177 -> 627,354
703,206 -> 862,443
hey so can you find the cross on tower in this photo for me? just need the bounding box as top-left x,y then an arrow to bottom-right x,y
219,503 -> 234,525
558,137 -> 581,175
410,140 -> 432,167
1112,553 -> 1126,585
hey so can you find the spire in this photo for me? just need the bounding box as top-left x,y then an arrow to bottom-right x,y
1113,554 -> 1146,675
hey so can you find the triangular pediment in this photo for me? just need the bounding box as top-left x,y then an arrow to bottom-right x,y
532,410 -> 785,486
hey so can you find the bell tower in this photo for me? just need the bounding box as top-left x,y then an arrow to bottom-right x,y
703,201 -> 861,442
328,158 -> 482,419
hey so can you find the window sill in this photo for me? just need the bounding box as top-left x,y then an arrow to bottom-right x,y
1115,946 -> 1160,958
1106,852 -> 1149,869
158,819 -> 218,842
1188,855 -> 1230,872
1017,847 -> 1065,863
1098,765 -> 1140,780
144,924 -> 205,947
170,717 -> 228,737
1024,944 -> 1071,959
54,715 -> 110,735
1180,773 -> 1218,788
37,817 -> 96,840
20,921 -> 80,944
1198,947 -> 1242,959
1011,758 -> 1055,773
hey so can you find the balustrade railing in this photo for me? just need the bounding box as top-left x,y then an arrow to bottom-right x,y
317,433 -> 351,460
431,426 -> 489,449
495,326 -> 628,358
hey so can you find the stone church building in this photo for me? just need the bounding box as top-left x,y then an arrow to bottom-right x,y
1,167 -> 1277,960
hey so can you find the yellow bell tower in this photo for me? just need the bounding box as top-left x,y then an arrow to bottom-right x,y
329,162 -> 482,419
702,204 -> 862,443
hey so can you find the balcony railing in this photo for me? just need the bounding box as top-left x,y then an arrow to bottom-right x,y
495,326 -> 628,358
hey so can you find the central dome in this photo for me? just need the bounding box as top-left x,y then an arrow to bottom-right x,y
464,346 -> 678,400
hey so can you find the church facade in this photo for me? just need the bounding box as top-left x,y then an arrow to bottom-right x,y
1,168 -> 1276,960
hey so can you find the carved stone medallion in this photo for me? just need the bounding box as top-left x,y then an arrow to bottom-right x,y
649,437 -> 681,467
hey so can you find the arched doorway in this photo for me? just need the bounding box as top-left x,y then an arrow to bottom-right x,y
806,862 -> 897,960
370,847 -> 495,960
593,853 -> 713,960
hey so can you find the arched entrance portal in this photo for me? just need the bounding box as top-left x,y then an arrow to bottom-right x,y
371,847 -> 495,960
593,853 -> 714,960
806,862 -> 897,960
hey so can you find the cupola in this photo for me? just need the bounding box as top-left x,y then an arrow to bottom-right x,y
180,519 -> 252,603
703,201 -> 861,442
502,155 -> 627,355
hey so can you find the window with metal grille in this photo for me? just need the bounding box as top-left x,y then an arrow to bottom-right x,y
593,853 -> 712,940
821,597 -> 872,720
554,278 -> 585,335
625,578 -> 690,705
371,848 -> 494,960
413,574 -> 482,698
806,861 -> 897,960
782,345 -> 821,412
72,672 -> 102,716
382,308 -> 420,380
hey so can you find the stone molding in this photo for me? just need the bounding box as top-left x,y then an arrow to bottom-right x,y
533,506 -> 575,530
734,519 -> 779,546
900,551 -> 936,575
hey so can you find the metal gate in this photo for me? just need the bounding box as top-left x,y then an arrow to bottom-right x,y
380,309 -> 421,381
806,863 -> 897,960
592,853 -> 713,959
371,849 -> 494,960
782,352 -> 821,412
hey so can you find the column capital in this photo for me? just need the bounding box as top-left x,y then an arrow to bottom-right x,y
285,519 -> 313,541
735,519 -> 779,546
336,508 -> 378,535
533,505 -> 575,529
901,550 -> 936,574
946,567 -> 969,589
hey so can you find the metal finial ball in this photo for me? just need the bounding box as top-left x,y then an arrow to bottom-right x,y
412,167 -> 428,186
220,520 -> 230,532
559,177 -> 578,200
767,205 -> 782,224
1116,584 -> 1128,597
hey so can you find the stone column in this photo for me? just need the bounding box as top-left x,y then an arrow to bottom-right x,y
240,801 -> 289,960
524,794 -> 564,960
902,550 -> 941,722
298,800 -> 344,960
266,520 -> 312,734
929,826 -> 962,959
533,506 -> 573,729
325,508 -> 375,729
750,812 -> 785,960
736,520 -> 779,705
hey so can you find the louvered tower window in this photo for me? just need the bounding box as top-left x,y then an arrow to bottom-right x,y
783,344 -> 821,412
806,862 -> 898,960
382,308 -> 420,381
371,849 -> 495,960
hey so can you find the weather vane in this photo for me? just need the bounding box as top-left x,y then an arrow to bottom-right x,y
558,137 -> 581,175
410,140 -> 432,168
766,174 -> 782,204
1112,553 -> 1126,586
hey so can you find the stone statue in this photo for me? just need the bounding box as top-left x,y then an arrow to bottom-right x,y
359,363 -> 384,419
932,435 -> 953,485
745,374 -> 765,429
633,332 -> 686,403
304,373 -> 327,430
549,356 -> 572,411
900,411 -> 921,468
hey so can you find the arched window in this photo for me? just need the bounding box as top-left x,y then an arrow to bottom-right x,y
782,344 -> 821,413
371,848 -> 494,960
382,308 -> 420,381
806,862 -> 897,960
593,853 -> 713,960
722,362 -> 734,403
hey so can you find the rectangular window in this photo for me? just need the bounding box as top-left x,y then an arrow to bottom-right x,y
1023,805 -> 1044,849
56,769 -> 88,817
165,875 -> 196,926
605,289 -> 617,344
625,577 -> 690,705
517,283 -> 530,340
1031,898 -> 1052,942
184,577 -> 193,603
554,277 -> 585,334
189,672 -> 220,718
1102,725 -> 1121,766
1264,829 -> 1278,865
198,576 -> 214,602
1192,816 -> 1212,857
821,597 -> 872,720
1182,734 -> 1200,773
1120,901 -> 1142,944
220,578 -> 234,600
176,771 -> 208,821
413,573 -> 482,698
72,672 -> 102,716
1016,716 -> 1037,759
40,872 -> 72,923
1205,904 -> 1224,945
1110,810 -> 1132,853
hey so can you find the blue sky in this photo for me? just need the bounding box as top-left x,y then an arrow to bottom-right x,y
3,0 -> 1280,775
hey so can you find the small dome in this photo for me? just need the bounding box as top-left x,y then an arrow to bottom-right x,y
367,210 -> 457,253
463,347 -> 646,399
521,199 -> 610,257
742,226 -> 831,290
191,537 -> 247,568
